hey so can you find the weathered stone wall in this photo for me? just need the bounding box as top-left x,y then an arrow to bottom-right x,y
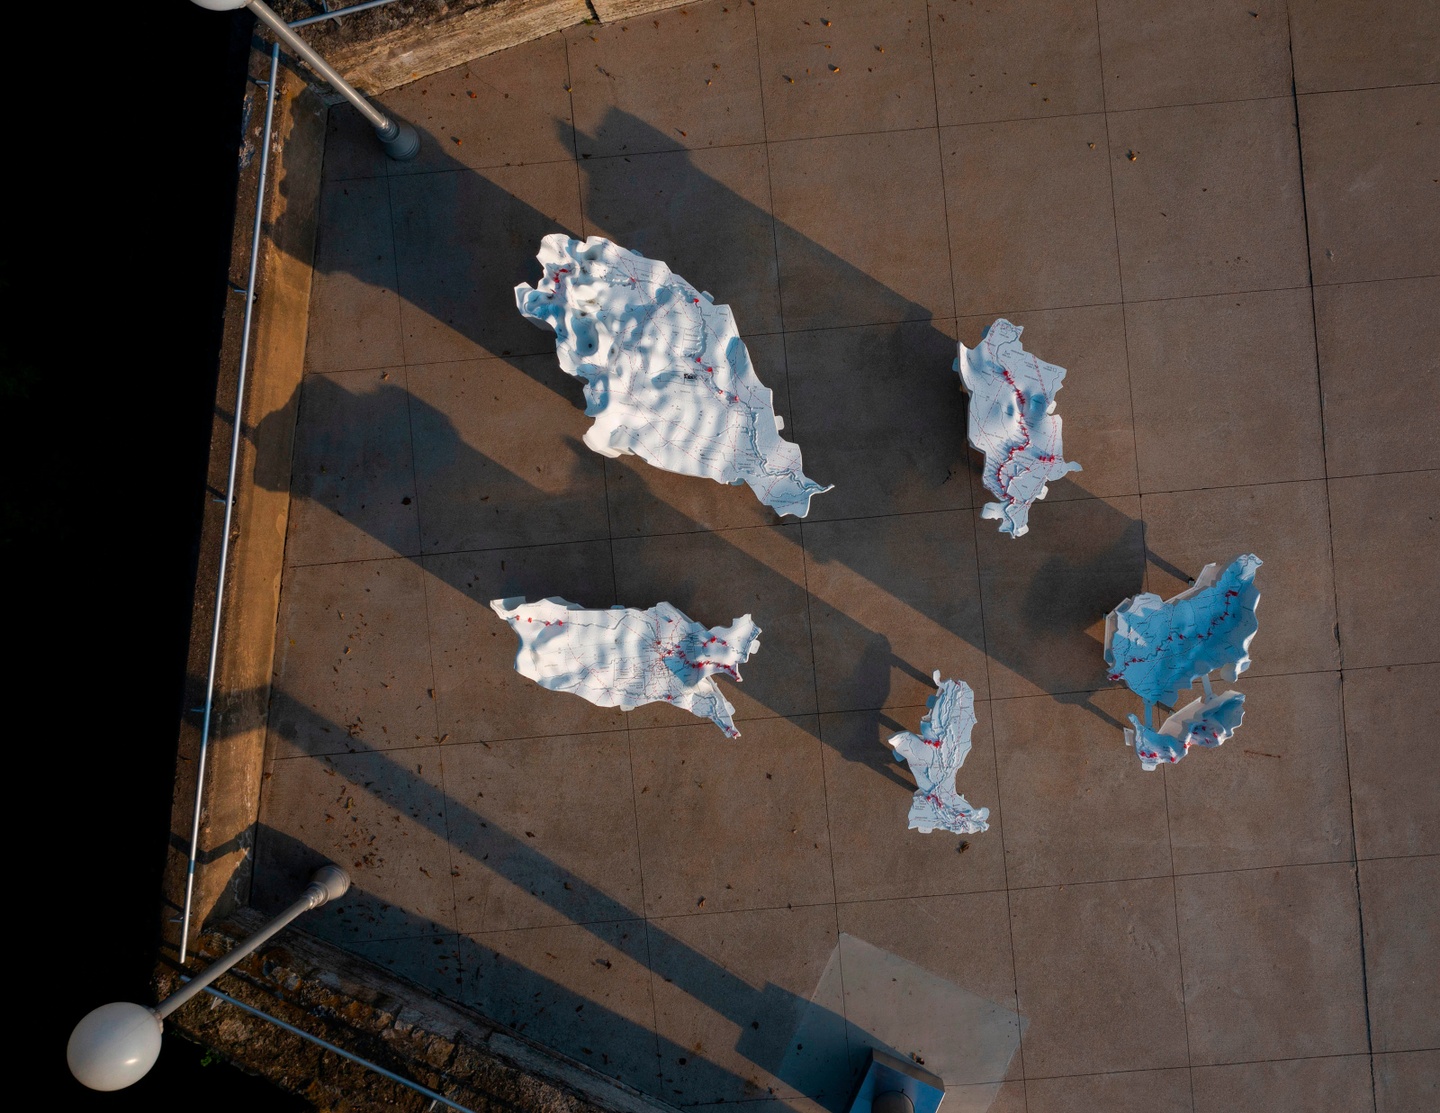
159,910 -> 680,1113
262,0 -> 690,93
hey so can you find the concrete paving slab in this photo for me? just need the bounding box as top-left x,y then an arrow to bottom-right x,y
1009,877 -> 1188,1077
818,703 -> 1006,903
1374,1049 -> 1440,1113
1359,855 -> 1440,1053
268,558 -> 438,758
1161,671 -> 1352,875
391,162 -> 585,364
579,144 -> 785,334
647,905 -> 843,1104
305,177 -> 405,373
1343,663 -> 1440,861
284,368 -> 423,566
944,114 -> 1121,317
382,33 -> 577,175
321,101 -> 392,183
565,5 -> 766,158
255,746 -> 458,944
975,495 -> 1144,699
1315,276 -> 1440,477
785,319 -> 969,522
353,932 -> 467,998
754,0 -> 936,143
1024,1068 -> 1191,1113
1108,98 -> 1308,301
1124,289 -> 1325,492
930,0 -> 1104,127
1096,0 -> 1293,112
770,129 -> 953,330
1329,470 -> 1440,669
1289,0 -> 1440,93
443,731 -> 645,933
408,355 -> 612,552
804,510 -> 989,711
1175,862 -> 1368,1064
835,894 -> 1022,1081
629,716 -> 833,918
1191,1056 -> 1373,1113
1299,84 -> 1440,286
462,919 -> 662,1093
990,687 -> 1170,888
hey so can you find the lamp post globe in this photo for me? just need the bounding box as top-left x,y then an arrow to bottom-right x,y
189,0 -> 251,9
66,1002 -> 164,1091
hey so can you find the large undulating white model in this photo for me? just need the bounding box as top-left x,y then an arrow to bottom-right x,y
956,319 -> 1082,537
885,672 -> 990,835
490,596 -> 761,738
1104,554 -> 1262,770
516,235 -> 832,518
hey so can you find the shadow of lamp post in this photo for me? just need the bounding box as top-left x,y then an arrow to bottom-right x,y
66,865 -> 351,1091
191,0 -> 419,160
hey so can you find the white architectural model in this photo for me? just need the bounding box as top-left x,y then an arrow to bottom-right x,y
885,673 -> 990,835
1104,554 -> 1262,770
490,596 -> 761,738
516,235 -> 831,518
956,319 -> 1082,537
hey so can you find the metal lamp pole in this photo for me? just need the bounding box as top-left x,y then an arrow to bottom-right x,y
66,865 -> 351,1091
191,0 -> 419,160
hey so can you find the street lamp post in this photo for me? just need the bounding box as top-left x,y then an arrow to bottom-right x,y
66,865 -> 351,1091
191,0 -> 419,160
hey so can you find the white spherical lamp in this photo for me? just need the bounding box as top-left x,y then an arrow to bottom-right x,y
67,1002 -> 164,1091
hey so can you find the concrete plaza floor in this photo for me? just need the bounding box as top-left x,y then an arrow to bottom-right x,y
252,2 -> 1437,1110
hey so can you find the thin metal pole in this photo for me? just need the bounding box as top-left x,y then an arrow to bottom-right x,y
179,41 -> 280,966
160,866 -> 346,1019
288,0 -> 403,29
200,987 -> 479,1113
247,0 -> 390,132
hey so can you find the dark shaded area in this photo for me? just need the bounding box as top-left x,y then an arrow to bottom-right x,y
251,690 -> 884,1110
10,8 -> 306,1110
290,103 -> 1163,720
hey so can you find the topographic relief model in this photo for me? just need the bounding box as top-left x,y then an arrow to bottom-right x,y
490,597 -> 761,737
1104,554 -> 1262,770
516,235 -> 832,517
1126,690 -> 1247,772
957,319 -> 1082,537
885,672 -> 991,835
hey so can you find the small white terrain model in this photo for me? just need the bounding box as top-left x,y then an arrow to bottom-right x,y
490,597 -> 761,738
886,673 -> 990,835
516,235 -> 831,518
957,319 -> 1082,537
1104,554 -> 1262,770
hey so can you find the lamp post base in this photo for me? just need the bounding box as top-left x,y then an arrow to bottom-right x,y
377,120 -> 420,161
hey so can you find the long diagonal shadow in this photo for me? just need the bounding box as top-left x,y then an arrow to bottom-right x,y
238,90 -> 1191,1104
274,104 -> 1188,725
249,688 -> 877,1107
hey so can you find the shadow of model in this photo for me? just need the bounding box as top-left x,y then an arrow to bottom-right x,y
273,104 -> 1187,725
249,689 -> 890,1108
